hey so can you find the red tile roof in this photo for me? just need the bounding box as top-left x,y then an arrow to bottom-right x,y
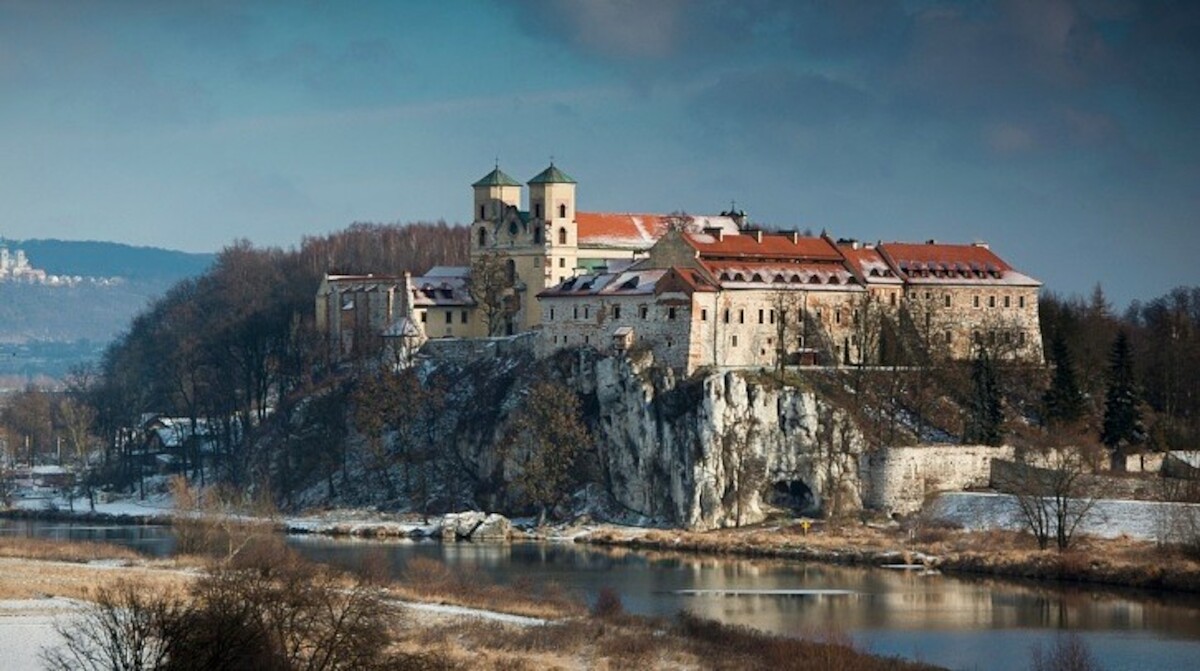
878,242 -> 1013,273
687,232 -> 844,262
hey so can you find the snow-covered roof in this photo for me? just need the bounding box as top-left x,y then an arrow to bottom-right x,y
411,274 -> 473,307
424,266 -> 469,278
576,212 -> 740,250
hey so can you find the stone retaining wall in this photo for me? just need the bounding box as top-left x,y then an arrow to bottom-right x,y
863,444 -> 1014,516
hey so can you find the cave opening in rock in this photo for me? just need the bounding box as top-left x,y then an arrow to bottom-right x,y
769,479 -> 815,514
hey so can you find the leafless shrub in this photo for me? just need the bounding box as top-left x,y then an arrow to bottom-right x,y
41,556 -> 399,671
591,586 -> 624,619
41,581 -> 182,671
1029,633 -> 1104,671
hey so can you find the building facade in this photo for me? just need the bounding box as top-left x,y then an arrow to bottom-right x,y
316,164 -> 1043,372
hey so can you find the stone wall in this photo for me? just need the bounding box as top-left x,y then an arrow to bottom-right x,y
419,332 -> 537,365
863,444 -> 1014,516
990,459 -> 1162,501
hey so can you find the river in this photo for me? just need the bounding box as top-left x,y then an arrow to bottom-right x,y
4,519 -> 1199,671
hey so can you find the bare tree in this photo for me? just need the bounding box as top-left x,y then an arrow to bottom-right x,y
1001,445 -> 1103,551
770,290 -> 805,378
500,380 -> 592,526
467,252 -> 518,336
719,400 -> 766,528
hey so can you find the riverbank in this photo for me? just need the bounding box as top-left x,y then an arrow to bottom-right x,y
8,501 -> 1200,595
0,538 -> 941,671
579,522 -> 1200,593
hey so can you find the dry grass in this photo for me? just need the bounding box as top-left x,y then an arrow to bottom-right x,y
0,557 -> 196,600
390,609 -> 941,670
385,556 -> 586,620
586,523 -> 1200,592
0,536 -> 145,563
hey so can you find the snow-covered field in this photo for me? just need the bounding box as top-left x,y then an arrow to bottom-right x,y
0,598 -> 79,671
929,491 -> 1200,541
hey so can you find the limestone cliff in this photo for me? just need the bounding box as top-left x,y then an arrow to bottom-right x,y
435,347 -> 866,530
587,354 -> 864,530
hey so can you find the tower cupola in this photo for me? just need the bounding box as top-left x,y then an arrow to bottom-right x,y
472,165 -> 522,224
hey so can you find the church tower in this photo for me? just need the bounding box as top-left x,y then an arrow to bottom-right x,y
528,163 -> 578,288
471,166 -> 522,251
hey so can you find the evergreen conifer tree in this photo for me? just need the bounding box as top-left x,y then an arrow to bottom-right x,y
1101,330 -> 1145,452
1043,330 -> 1084,425
966,348 -> 1004,445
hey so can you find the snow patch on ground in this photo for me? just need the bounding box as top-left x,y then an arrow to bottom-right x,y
0,598 -> 84,671
929,492 -> 1200,541
394,600 -> 547,626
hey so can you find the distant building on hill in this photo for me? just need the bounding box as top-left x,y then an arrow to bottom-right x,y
316,164 -> 1044,372
0,246 -> 47,283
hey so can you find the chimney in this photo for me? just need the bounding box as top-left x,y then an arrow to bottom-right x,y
926,239 -> 937,245
751,229 -> 763,243
786,230 -> 799,244
972,241 -> 990,249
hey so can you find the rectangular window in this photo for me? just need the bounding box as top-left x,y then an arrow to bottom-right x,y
835,309 -> 842,325
1019,331 -> 1027,345
732,335 -> 739,347
973,295 -> 980,308
890,293 -> 897,307
701,309 -> 708,321
640,306 -> 648,319
613,305 -> 621,319
770,309 -> 776,324
559,258 -> 565,268
758,309 -> 764,324
461,310 -> 468,324
944,295 -> 951,308
445,312 -> 452,324
738,309 -> 745,324
924,291 -> 931,300
988,295 -> 996,308
1004,295 -> 1011,308
419,311 -> 427,323
573,306 -> 578,319
1019,296 -> 1026,308
668,307 -> 676,320
723,309 -> 730,323
584,306 -> 589,319
945,331 -> 952,344
549,308 -> 555,320
584,335 -> 589,345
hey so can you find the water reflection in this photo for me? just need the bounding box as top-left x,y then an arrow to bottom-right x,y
4,520 -> 1199,671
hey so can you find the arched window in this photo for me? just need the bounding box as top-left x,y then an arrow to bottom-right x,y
505,259 -> 516,284
558,227 -> 567,245
558,203 -> 567,218
477,227 -> 486,247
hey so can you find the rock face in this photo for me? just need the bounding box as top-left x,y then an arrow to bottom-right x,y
588,355 -> 864,530
427,348 -> 867,531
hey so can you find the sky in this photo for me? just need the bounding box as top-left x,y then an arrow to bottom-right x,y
0,0 -> 1196,308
